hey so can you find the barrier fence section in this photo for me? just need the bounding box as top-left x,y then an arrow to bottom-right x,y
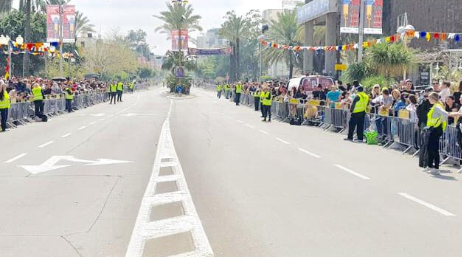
6,83 -> 151,128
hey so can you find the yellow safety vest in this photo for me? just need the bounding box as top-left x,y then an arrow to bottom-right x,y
253,90 -> 261,98
427,103 -> 447,131
65,88 -> 74,100
0,91 -> 10,109
262,92 -> 273,106
217,85 -> 223,91
110,84 -> 117,93
117,83 -> 124,91
235,84 -> 243,94
32,87 -> 43,101
353,92 -> 369,113
129,83 -> 135,89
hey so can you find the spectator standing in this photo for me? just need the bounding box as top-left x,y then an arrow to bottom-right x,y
432,80 -> 441,93
0,81 -> 10,132
445,95 -> 459,125
253,85 -> 261,112
313,84 -> 326,101
453,81 -> 462,103
345,86 -> 369,142
406,94 -> 418,123
326,85 -> 341,108
439,81 -> 451,103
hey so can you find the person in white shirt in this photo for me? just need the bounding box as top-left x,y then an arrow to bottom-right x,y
439,81 -> 451,103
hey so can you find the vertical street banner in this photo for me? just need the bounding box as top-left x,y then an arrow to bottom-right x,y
46,5 -> 76,43
171,30 -> 189,51
340,0 -> 383,35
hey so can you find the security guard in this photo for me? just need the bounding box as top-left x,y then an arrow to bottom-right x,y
117,81 -> 124,102
235,82 -> 243,106
425,92 -> 447,174
64,85 -> 74,113
216,84 -> 223,99
261,86 -> 273,122
32,83 -> 44,118
129,81 -> 135,93
260,89 -> 266,117
345,86 -> 369,142
253,86 -> 261,112
0,82 -> 10,132
224,84 -> 230,99
110,81 -> 118,105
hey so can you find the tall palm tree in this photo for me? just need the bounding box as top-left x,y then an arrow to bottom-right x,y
219,10 -> 257,82
154,3 -> 202,43
75,11 -> 95,36
264,10 -> 303,79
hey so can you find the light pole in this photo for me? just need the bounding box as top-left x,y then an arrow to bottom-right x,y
357,0 -> 366,62
59,4 -> 64,76
257,35 -> 265,82
397,24 -> 415,80
0,35 -> 23,79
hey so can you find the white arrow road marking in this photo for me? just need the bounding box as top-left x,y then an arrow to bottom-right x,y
19,156 -> 132,175
398,193 -> 456,217
38,141 -> 54,148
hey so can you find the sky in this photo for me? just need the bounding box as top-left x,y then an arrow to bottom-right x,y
12,0 -> 290,55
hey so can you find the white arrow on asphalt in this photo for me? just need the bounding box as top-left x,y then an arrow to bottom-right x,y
19,156 -> 132,175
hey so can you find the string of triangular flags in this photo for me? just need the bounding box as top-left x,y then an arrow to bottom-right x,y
260,30 -> 462,52
0,41 -> 62,56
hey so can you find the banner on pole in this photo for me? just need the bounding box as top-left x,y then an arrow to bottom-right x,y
46,5 -> 76,43
172,30 -> 188,51
340,0 -> 383,35
188,47 -> 232,56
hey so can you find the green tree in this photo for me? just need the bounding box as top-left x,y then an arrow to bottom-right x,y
0,0 -> 13,14
125,29 -> 151,60
75,11 -> 95,35
365,42 -> 415,79
219,10 -> 259,82
154,3 -> 202,38
264,10 -> 303,79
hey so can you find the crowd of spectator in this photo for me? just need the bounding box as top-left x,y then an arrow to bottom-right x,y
3,76 -> 108,102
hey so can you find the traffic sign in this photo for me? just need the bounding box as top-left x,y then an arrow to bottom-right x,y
335,64 -> 347,71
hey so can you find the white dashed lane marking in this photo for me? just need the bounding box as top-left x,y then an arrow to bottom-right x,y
245,124 -> 255,129
334,164 -> 371,180
275,137 -> 290,145
259,130 -> 270,135
61,133 -> 72,138
38,141 -> 54,148
398,193 -> 456,217
4,153 -> 28,164
298,148 -> 321,159
78,126 -> 87,130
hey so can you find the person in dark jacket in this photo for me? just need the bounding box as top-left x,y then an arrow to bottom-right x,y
416,92 -> 433,130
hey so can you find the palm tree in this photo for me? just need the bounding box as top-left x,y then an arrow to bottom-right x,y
75,11 -> 95,36
219,10 -> 257,82
154,2 -> 202,42
264,10 -> 303,79
365,42 -> 415,78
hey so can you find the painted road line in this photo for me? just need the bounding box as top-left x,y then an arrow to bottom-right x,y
298,148 -> 321,159
38,141 -> 54,148
398,193 -> 456,217
334,164 -> 371,180
99,118 -> 106,121
236,120 -> 244,123
259,130 -> 270,135
61,133 -> 72,138
78,126 -> 87,130
89,121 -> 97,125
5,153 -> 28,164
275,137 -> 290,145
245,124 -> 255,129
125,103 -> 214,257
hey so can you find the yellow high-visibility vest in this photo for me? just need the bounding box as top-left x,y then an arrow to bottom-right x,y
427,103 -> 447,131
0,91 -> 11,109
353,92 -> 369,113
32,87 -> 43,101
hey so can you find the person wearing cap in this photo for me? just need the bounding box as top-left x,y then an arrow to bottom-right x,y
0,81 -> 11,132
345,86 -> 369,142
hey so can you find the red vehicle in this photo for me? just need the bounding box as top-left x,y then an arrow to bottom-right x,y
288,75 -> 335,92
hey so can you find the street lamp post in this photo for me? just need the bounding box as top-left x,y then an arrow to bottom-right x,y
398,24 -> 415,80
257,35 -> 265,82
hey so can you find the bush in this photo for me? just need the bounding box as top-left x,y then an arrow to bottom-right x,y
344,62 -> 368,82
260,75 -> 272,82
165,74 -> 192,94
361,76 -> 397,93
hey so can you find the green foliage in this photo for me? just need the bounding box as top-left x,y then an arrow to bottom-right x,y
344,62 -> 368,82
165,74 -> 192,93
360,76 -> 397,93
365,42 -> 415,78
137,66 -> 156,79
154,3 -> 202,34
260,75 -> 272,81
125,29 -> 152,60
263,9 -> 303,79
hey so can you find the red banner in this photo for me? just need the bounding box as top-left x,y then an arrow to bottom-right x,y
46,5 -> 76,43
171,30 -> 188,51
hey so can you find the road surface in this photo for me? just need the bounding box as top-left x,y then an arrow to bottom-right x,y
2,85 -> 462,257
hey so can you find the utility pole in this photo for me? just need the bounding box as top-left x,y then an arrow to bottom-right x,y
357,0 -> 366,62
59,4 -> 64,76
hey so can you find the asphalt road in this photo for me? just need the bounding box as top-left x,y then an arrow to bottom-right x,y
3,85 -> 462,257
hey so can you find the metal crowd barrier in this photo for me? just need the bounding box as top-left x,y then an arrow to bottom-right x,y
5,84 -> 150,129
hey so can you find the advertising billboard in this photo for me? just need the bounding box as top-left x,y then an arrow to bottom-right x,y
46,5 -> 76,43
340,0 -> 383,35
172,30 -> 188,51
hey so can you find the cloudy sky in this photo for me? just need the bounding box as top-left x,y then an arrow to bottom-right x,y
13,0 -> 290,54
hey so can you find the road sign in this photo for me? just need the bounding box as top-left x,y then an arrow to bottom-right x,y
19,156 -> 132,175
335,64 -> 348,71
